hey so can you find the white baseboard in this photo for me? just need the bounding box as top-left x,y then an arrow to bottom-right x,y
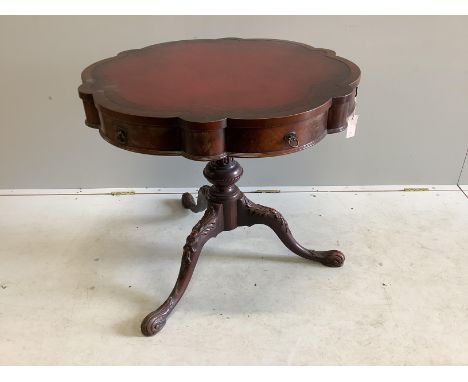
0,185 -> 460,196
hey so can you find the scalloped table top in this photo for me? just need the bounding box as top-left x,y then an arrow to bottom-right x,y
80,38 -> 360,123
78,38 -> 361,160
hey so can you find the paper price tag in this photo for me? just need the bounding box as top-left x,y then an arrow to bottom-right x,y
346,114 -> 359,138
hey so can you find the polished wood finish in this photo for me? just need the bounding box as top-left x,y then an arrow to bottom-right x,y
141,158 -> 344,336
79,38 -> 360,160
78,38 -> 361,336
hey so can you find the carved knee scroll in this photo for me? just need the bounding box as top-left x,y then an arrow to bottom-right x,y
237,194 -> 290,233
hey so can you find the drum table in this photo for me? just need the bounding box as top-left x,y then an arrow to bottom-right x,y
78,38 -> 361,336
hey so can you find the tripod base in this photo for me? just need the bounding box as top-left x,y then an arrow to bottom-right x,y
141,157 -> 344,336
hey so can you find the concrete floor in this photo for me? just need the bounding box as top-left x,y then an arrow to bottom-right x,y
0,188 -> 467,365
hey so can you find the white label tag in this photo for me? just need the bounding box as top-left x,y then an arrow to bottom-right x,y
346,114 -> 359,138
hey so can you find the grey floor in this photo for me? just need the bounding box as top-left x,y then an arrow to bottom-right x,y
0,188 -> 467,365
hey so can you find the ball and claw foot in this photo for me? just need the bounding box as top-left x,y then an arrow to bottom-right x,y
310,249 -> 345,267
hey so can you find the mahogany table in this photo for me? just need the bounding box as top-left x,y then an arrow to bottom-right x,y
78,38 -> 361,336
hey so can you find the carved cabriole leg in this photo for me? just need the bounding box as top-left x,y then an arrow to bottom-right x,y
237,195 -> 345,267
181,185 -> 210,213
141,203 -> 222,336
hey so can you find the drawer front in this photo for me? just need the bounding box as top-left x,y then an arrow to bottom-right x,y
225,112 -> 328,156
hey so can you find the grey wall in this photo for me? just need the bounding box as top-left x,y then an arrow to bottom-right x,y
1,16 -> 467,188
460,149 -> 468,185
